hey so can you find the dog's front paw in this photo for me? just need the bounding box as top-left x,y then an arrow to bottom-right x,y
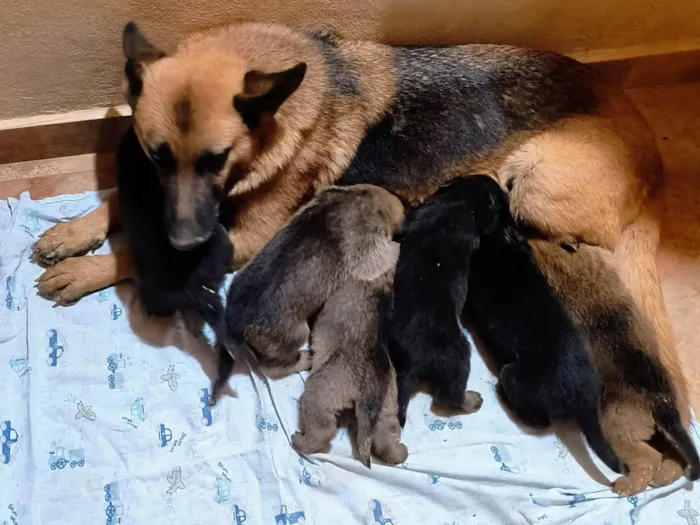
33,218 -> 106,265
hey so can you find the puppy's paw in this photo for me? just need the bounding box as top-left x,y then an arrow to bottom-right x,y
295,351 -> 313,373
291,432 -> 317,455
32,218 -> 106,265
461,391 -> 483,414
381,442 -> 409,465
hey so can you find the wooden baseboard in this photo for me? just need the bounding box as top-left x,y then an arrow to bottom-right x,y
0,47 -> 699,169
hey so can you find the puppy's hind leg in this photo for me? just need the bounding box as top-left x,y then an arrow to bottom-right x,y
291,382 -> 339,456
373,374 -> 408,465
432,347 -> 482,415
260,323 -> 312,379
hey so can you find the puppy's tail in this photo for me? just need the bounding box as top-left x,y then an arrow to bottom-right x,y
356,396 -> 382,469
576,406 -> 625,474
653,402 -> 700,481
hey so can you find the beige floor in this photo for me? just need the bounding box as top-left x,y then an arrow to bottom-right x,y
2,82 -> 699,410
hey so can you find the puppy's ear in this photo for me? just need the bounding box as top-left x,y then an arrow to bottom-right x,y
234,63 -> 307,128
351,240 -> 401,282
122,22 -> 166,106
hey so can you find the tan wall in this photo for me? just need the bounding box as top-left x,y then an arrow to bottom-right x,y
2,0 -> 700,121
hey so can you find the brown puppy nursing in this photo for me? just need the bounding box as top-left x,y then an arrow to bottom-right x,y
293,261 -> 407,467
531,240 -> 699,496
215,183 -> 404,401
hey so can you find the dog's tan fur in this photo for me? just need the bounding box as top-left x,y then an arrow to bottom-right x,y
293,262 -> 407,467
31,24 -> 688,486
530,240 -> 693,496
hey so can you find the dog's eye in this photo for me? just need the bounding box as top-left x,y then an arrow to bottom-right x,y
148,144 -> 176,172
195,148 -> 231,175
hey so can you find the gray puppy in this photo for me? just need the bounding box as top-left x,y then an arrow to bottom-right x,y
292,258 -> 408,467
215,184 -> 405,402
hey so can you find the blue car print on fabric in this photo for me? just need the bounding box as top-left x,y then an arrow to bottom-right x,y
48,446 -> 85,469
5,275 -> 25,311
47,329 -> 65,366
200,388 -> 213,426
158,424 -> 173,447
215,478 -> 230,504
256,415 -> 279,433
233,504 -> 247,524
274,505 -> 305,524
370,500 -> 395,525
107,353 -> 127,389
1,420 -> 19,464
490,446 -> 515,473
130,398 -> 147,422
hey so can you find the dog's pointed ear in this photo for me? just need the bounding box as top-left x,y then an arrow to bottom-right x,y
233,62 -> 307,129
122,22 -> 165,106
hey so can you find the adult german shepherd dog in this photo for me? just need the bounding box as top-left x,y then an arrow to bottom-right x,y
34,22 -> 689,493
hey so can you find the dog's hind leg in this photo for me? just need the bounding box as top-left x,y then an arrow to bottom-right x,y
601,397 -> 662,496
291,379 -> 340,455
258,323 -> 312,379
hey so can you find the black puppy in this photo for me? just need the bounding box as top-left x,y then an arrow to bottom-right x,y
389,175 -> 512,426
463,183 -> 622,474
117,127 -> 234,402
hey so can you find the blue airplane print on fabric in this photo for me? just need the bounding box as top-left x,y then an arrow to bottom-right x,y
490,445 -> 516,474
1,420 -> 19,464
232,504 -> 247,525
111,304 -> 123,321
274,505 -> 306,524
105,482 -> 126,525
46,329 -> 66,366
427,474 -> 440,485
427,419 -> 463,431
568,493 -> 586,508
48,444 -> 85,470
5,275 -> 26,311
158,424 -> 174,448
368,499 -> 396,525
199,388 -> 213,426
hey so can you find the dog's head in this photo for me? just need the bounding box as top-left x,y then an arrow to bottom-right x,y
122,22 -> 307,250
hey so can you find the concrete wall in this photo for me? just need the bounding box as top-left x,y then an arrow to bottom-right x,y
1,0 -> 700,120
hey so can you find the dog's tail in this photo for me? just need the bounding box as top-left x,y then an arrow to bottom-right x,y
653,402 -> 700,481
576,406 -> 625,474
396,373 -> 414,428
356,391 -> 384,468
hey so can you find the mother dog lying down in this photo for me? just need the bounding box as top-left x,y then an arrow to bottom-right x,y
33,21 -> 688,483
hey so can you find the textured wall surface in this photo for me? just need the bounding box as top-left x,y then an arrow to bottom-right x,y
1,0 -> 700,120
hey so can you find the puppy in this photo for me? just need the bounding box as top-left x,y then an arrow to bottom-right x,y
216,184 -> 404,401
292,260 -> 408,467
388,175 -> 516,426
530,240 -> 700,496
463,188 -> 621,474
117,128 -> 234,389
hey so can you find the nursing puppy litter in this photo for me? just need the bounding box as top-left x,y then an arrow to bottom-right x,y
215,184 -> 404,401
531,240 -> 700,496
389,175 -> 511,426
464,190 -> 621,474
292,261 -> 407,467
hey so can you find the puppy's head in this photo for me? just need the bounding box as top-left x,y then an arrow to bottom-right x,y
122,22 -> 306,251
318,185 -> 405,281
437,175 -> 517,239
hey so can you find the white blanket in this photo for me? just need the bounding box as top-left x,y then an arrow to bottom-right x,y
1,190 -> 699,525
